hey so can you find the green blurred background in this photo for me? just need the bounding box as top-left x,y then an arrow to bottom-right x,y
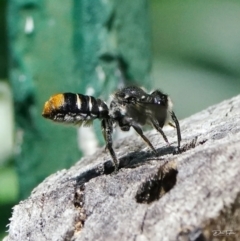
1,0 -> 240,239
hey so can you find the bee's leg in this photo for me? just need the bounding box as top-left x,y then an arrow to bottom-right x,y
132,124 -> 157,155
150,118 -> 170,145
170,111 -> 181,149
101,119 -> 119,172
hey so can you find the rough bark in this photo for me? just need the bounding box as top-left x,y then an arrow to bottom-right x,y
4,94 -> 240,241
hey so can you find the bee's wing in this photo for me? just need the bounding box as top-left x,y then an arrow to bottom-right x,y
74,119 -> 93,127
133,98 -> 168,128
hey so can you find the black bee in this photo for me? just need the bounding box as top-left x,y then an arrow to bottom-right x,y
42,86 -> 181,171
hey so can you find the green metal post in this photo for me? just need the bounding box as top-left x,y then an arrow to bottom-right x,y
74,0 -> 151,99
8,0 -> 151,199
8,0 -> 81,199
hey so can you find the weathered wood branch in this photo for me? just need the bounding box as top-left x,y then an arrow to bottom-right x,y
4,95 -> 240,241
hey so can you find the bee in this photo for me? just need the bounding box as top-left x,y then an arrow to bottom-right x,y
42,86 -> 181,171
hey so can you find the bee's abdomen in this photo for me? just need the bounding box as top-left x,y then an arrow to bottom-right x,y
42,93 -> 109,124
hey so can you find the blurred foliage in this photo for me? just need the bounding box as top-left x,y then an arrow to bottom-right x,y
0,0 -> 7,78
0,166 -> 18,204
151,0 -> 240,118
1,0 -> 240,238
0,164 -> 18,240
0,82 -> 14,166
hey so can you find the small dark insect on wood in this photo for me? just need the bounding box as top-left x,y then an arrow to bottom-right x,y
42,86 -> 181,171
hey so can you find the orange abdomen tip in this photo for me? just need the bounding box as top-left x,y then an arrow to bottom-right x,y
42,94 -> 64,119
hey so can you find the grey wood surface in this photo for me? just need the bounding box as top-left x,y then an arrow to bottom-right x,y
4,94 -> 240,241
